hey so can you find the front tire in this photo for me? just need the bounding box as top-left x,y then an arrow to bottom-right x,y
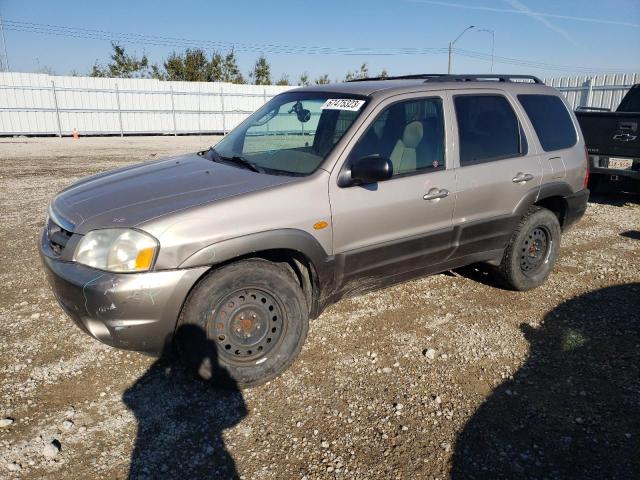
176,258 -> 309,388
498,206 -> 561,291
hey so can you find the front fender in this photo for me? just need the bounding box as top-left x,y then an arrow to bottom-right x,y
179,228 -> 335,284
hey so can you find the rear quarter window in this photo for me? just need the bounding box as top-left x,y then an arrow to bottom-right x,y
518,94 -> 577,151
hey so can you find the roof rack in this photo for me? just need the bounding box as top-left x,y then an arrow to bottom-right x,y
347,74 -> 544,84
347,74 -> 446,82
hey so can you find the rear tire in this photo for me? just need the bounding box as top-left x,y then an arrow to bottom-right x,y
498,206 -> 561,291
176,258 -> 309,388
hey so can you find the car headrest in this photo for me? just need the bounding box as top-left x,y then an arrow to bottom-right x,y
402,121 -> 423,149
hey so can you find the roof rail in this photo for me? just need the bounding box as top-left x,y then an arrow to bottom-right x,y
346,74 -> 544,84
426,74 -> 543,84
347,74 -> 447,82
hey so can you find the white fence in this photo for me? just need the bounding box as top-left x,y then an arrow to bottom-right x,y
0,72 -> 638,137
0,72 -> 291,136
544,73 -> 640,111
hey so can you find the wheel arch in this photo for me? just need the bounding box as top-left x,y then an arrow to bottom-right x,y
178,229 -> 334,318
514,182 -> 573,230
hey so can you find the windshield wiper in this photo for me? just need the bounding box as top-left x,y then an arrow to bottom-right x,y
222,155 -> 263,173
207,148 -> 263,173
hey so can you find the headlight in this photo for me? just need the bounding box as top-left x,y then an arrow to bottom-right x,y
73,229 -> 159,272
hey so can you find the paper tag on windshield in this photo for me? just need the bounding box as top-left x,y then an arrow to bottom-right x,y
321,99 -> 365,111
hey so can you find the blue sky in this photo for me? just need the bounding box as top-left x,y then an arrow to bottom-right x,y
1,0 -> 639,81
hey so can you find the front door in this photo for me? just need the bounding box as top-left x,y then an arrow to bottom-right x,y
329,94 -> 456,289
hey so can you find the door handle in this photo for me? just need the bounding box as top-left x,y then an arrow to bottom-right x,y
512,172 -> 534,183
423,188 -> 449,201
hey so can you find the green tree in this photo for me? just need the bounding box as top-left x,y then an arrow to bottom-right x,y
90,43 -> 150,78
163,48 -> 212,82
251,55 -> 272,85
344,63 -> 369,82
275,74 -> 290,86
378,68 -> 389,79
222,49 -> 245,84
315,74 -> 330,85
90,62 -> 105,77
150,63 -> 167,80
207,52 -> 224,81
298,72 -> 310,86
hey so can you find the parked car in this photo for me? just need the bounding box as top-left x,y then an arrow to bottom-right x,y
40,74 -> 589,387
576,83 -> 640,193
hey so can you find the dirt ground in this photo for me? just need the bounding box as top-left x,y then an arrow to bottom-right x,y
0,136 -> 639,479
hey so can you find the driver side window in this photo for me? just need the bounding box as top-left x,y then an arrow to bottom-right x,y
348,97 -> 445,177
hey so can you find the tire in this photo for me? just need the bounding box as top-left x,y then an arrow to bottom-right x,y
498,206 -> 561,291
176,258 -> 309,388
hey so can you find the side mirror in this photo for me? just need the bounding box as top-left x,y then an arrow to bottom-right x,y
350,155 -> 393,184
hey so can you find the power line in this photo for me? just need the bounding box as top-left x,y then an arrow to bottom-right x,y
1,18 -> 635,73
452,49 -> 627,73
1,19 -> 448,56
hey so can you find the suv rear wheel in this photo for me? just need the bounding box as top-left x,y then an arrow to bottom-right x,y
176,258 -> 309,388
498,206 -> 561,291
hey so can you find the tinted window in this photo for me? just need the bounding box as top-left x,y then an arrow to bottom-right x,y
454,95 -> 523,166
349,98 -> 445,177
518,94 -> 577,151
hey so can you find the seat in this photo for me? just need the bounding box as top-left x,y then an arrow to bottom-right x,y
389,121 -> 424,175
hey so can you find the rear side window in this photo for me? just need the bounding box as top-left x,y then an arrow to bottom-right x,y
518,94 -> 577,151
454,95 -> 524,166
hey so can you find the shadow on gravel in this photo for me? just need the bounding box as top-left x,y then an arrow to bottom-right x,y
453,263 -> 503,289
588,191 -> 640,207
123,324 -> 247,480
452,283 -> 640,480
620,230 -> 640,241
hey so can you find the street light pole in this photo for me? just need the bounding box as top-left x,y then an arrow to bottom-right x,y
447,25 -> 475,74
478,28 -> 495,73
0,14 -> 9,72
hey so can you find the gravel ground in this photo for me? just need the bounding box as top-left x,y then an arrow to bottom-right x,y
0,136 -> 639,479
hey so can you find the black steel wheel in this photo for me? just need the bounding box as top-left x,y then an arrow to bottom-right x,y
177,258 -> 309,388
210,288 -> 285,362
519,226 -> 551,277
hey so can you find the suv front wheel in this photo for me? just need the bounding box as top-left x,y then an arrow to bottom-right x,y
176,258 -> 309,388
498,206 -> 561,291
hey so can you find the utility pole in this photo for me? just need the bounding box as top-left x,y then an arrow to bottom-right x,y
448,25 -> 474,74
0,14 -> 9,72
478,29 -> 495,73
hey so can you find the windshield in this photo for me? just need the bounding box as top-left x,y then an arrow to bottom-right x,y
211,92 -> 368,176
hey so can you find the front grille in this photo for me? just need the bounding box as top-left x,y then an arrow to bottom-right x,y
47,219 -> 73,255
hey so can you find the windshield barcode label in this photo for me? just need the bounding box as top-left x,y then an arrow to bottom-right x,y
321,99 -> 365,111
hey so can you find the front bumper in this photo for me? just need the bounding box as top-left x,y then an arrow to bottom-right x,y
564,188 -> 590,230
39,230 -> 208,354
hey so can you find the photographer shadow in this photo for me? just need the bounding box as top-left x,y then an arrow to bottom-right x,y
452,283 -> 640,479
123,324 -> 247,479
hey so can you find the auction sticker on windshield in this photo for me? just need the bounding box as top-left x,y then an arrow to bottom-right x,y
321,99 -> 366,111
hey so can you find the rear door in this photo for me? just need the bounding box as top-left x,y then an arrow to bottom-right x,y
450,90 -> 542,258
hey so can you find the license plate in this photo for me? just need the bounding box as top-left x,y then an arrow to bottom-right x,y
608,158 -> 633,170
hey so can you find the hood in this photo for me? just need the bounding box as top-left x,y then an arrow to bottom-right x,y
50,153 -> 299,234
